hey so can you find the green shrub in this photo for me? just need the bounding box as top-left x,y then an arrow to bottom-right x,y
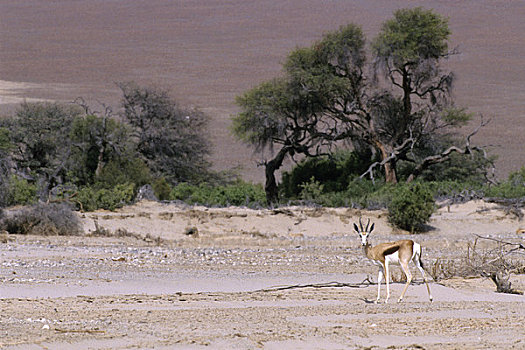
508,166 -> 525,186
280,150 -> 372,198
280,178 -> 481,210
173,183 -> 210,204
76,187 -> 97,211
153,177 -> 172,201
1,203 -> 82,235
388,183 -> 436,233
299,177 -> 325,201
483,167 -> 525,198
171,182 -> 196,201
484,182 -> 525,199
346,178 -> 379,198
423,180 -> 480,199
0,127 -> 10,153
7,176 -> 37,205
315,191 -> 352,207
95,158 -> 152,189
170,181 -> 266,207
399,151 -> 493,185
68,114 -> 135,186
217,181 -> 266,206
77,183 -> 135,211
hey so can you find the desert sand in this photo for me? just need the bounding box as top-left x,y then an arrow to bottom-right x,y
1,200 -> 524,349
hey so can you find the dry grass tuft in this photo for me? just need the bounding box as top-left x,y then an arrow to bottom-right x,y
1,203 -> 82,236
88,219 -> 165,245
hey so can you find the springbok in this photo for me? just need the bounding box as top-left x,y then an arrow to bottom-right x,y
353,218 -> 433,303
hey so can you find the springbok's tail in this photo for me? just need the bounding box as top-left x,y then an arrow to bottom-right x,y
418,244 -> 425,269
419,245 -> 434,278
415,242 -> 428,270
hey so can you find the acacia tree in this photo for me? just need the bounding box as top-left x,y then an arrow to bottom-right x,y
69,100 -> 136,186
366,7 -> 455,182
118,82 -> 212,184
234,78 -> 323,204
233,24 -> 367,203
234,8 -> 489,202
5,102 -> 82,200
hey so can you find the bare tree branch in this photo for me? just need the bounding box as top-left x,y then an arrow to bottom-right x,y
359,137 -> 414,183
406,116 -> 493,183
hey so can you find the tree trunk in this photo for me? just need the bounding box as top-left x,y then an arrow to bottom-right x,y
264,146 -> 290,205
95,115 -> 108,177
384,161 -> 397,184
95,145 -> 106,177
374,140 -> 398,184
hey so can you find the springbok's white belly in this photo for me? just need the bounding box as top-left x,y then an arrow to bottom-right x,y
369,251 -> 401,266
385,251 -> 400,265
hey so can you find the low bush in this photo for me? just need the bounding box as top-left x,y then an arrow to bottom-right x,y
388,183 -> 436,233
170,182 -> 195,201
483,167 -> 525,199
286,178 -> 481,210
6,175 -> 37,206
423,180 -> 482,200
313,191 -> 354,208
171,181 -> 266,207
286,178 -> 389,208
95,158 -> 152,190
217,181 -> 266,206
280,150 -> 372,198
484,183 -> 525,199
77,183 -> 135,211
1,203 -> 82,235
299,177 -> 324,202
153,177 -> 172,201
350,182 -> 397,209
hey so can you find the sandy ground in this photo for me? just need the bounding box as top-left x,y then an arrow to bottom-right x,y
1,201 -> 524,349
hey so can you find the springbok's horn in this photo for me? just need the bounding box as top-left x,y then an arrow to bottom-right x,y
366,218 -> 370,231
359,217 -> 363,231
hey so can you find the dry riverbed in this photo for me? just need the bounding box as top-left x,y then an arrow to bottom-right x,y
1,201 -> 524,349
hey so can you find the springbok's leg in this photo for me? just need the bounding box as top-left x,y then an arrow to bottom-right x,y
414,257 -> 433,302
398,261 -> 412,303
384,262 -> 390,303
375,267 -> 384,303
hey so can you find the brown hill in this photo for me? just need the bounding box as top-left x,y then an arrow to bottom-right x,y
1,0 -> 524,182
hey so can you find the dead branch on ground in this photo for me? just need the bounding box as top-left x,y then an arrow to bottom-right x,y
54,327 -> 105,334
482,198 -> 525,220
253,277 -> 375,293
430,234 -> 524,294
487,271 -> 523,295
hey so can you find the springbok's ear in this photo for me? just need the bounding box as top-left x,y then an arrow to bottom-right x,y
369,223 -> 375,232
353,223 -> 359,233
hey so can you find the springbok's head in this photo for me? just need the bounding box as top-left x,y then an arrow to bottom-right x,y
353,218 -> 375,246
